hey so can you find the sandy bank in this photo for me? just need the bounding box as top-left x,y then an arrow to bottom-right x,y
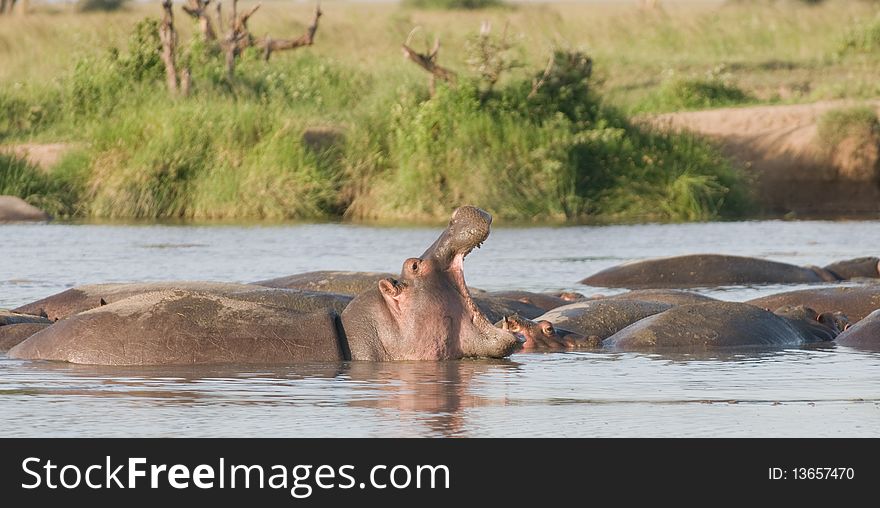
641,101 -> 880,217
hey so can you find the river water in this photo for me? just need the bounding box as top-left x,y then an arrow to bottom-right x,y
1,220 -> 879,437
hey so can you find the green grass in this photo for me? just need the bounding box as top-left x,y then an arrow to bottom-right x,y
635,68 -> 754,112
5,0 -> 880,223
838,15 -> 880,54
0,152 -> 86,217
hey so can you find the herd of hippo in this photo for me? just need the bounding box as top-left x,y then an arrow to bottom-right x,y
2,206 -> 880,366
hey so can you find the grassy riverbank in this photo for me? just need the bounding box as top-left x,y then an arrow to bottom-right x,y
1,1 -> 878,222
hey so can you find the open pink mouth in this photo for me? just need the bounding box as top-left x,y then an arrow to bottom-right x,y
446,250 -> 521,347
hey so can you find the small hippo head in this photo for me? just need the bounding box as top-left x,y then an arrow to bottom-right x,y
774,305 -> 848,342
341,206 -> 521,360
824,257 -> 880,280
552,291 -> 587,302
498,314 -> 588,351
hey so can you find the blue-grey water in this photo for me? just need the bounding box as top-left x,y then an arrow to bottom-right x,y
1,220 -> 879,437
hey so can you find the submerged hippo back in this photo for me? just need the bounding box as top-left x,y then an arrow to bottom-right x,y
537,300 -> 672,341
604,289 -> 717,306
581,254 -> 825,289
0,323 -> 52,352
13,282 -> 352,322
252,271 -> 397,296
1,310 -> 52,326
473,295 -> 547,322
748,286 -> 880,323
835,310 -> 880,349
485,291 -> 574,313
603,301 -> 826,349
9,290 -> 346,365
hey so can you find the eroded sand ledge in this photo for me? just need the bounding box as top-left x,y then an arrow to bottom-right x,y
641,101 -> 880,217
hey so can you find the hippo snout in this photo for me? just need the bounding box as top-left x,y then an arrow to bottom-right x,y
422,206 -> 492,269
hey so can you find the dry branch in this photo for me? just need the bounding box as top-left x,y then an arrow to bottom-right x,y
402,29 -> 457,96
256,3 -> 323,61
528,54 -> 555,99
182,0 -> 218,41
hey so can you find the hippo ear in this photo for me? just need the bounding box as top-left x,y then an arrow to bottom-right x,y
539,320 -> 555,337
378,279 -> 403,314
379,279 -> 400,297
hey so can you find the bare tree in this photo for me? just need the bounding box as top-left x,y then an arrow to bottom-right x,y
159,0 -> 191,96
159,0 -> 180,94
159,1 -> 322,85
402,28 -> 457,96
219,0 -> 261,80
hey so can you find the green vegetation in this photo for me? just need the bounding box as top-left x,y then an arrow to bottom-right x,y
402,0 -> 502,10
816,105 -> 880,151
0,153 -> 85,217
0,22 -> 746,223
77,0 -> 130,13
4,0 -> 880,223
637,69 -> 754,112
838,16 -> 880,54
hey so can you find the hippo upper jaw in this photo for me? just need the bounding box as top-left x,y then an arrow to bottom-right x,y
421,206 -> 491,271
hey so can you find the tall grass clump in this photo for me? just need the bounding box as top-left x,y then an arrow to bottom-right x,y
0,153 -> 87,217
638,68 -> 753,112
838,16 -> 880,54
352,50 -> 747,222
76,58 -> 366,220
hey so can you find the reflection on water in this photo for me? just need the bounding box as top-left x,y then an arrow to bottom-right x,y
2,220 -> 880,436
1,347 -> 878,437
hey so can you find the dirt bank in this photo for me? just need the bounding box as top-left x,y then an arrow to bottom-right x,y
0,143 -> 72,171
641,101 -> 880,217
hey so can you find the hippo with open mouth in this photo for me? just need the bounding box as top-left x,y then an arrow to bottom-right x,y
341,206 -> 520,360
9,206 -> 520,365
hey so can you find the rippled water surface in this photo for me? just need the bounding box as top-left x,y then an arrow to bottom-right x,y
2,220 -> 879,437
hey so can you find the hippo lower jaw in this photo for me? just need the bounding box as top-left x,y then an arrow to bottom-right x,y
447,251 -> 520,358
